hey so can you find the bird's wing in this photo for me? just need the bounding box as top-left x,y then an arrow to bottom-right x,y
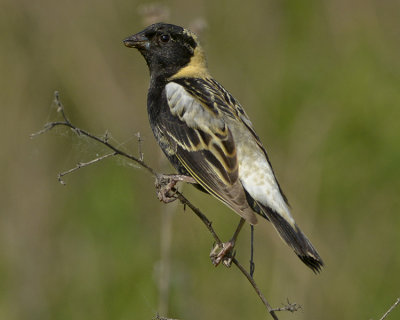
204,78 -> 290,206
159,80 -> 257,224
168,78 -> 324,272
181,77 -> 290,206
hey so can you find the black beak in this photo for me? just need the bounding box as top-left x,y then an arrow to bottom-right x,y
123,31 -> 149,50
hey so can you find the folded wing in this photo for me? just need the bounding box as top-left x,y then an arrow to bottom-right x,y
159,81 -> 257,224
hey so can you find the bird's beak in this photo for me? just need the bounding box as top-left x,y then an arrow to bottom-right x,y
123,31 -> 149,50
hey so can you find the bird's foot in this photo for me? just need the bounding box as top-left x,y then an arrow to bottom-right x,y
155,174 -> 178,203
210,240 -> 236,268
155,174 -> 196,203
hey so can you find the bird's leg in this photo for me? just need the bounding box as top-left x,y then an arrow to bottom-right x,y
210,218 -> 246,267
155,174 -> 197,203
250,225 -> 255,277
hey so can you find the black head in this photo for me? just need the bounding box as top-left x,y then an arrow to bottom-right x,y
124,23 -> 208,81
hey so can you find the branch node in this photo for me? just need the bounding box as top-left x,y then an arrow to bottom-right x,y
135,132 -> 144,161
153,313 -> 180,320
72,127 -> 82,136
272,298 -> 301,313
103,130 -> 111,143
57,173 -> 66,186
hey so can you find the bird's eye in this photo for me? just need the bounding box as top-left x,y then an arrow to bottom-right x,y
160,34 -> 170,43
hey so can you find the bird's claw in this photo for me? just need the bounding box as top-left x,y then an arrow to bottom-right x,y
210,241 -> 236,268
155,174 -> 178,203
155,174 -> 197,203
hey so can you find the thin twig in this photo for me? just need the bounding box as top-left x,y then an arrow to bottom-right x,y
271,298 -> 301,313
175,191 -> 221,245
232,258 -> 279,320
136,132 -> 144,161
58,152 -> 116,185
377,298 -> 400,320
31,91 -> 156,176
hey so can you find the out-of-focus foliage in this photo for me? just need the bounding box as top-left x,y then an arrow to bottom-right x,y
1,0 -> 399,319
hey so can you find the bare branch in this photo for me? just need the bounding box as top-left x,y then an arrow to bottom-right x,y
34,91 -> 303,320
31,91 -> 157,176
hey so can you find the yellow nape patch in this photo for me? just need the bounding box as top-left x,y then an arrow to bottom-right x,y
169,46 -> 210,80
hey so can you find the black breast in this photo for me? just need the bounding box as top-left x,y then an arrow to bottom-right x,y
147,80 -> 191,177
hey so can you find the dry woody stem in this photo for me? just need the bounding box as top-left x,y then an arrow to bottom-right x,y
375,298 -> 400,320
32,91 -> 303,320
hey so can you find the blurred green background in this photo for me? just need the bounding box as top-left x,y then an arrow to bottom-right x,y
1,0 -> 399,319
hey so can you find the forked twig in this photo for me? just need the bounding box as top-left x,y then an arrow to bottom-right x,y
32,91 -> 300,320
30,91 -> 156,177
271,298 -> 301,313
57,152 -> 116,185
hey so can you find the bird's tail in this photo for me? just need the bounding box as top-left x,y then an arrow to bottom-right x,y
259,203 -> 324,273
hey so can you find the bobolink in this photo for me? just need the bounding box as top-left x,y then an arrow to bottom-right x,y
124,23 -> 323,272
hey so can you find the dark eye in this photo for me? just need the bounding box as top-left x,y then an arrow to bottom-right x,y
160,34 -> 170,43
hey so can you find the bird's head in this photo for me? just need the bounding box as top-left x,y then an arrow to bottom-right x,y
124,23 -> 209,81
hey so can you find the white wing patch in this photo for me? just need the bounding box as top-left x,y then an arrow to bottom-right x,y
227,118 -> 296,227
165,82 -> 224,131
165,82 -> 295,227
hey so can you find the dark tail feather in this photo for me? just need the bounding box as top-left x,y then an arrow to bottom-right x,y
259,204 -> 324,273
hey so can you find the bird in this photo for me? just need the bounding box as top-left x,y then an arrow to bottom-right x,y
123,22 -> 323,272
